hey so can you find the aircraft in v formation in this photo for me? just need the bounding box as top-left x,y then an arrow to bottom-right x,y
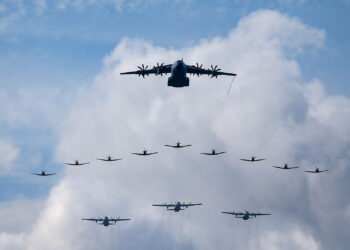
240,156 -> 265,162
273,163 -> 299,170
222,211 -> 271,220
31,170 -> 56,176
164,141 -> 191,148
132,149 -> 158,156
201,148 -> 226,156
152,202 -> 203,212
64,160 -> 90,166
97,155 -> 122,162
305,167 -> 329,174
82,216 -> 130,226
120,59 -> 237,87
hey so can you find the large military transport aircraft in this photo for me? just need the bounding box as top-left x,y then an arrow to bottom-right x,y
222,211 -> 270,220
120,60 -> 237,87
82,216 -> 130,226
153,202 -> 202,212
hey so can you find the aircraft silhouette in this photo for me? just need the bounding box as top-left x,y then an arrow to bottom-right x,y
132,149 -> 158,156
153,202 -> 202,212
201,148 -> 226,156
273,163 -> 299,170
82,216 -> 130,226
305,167 -> 329,174
120,60 -> 237,87
240,156 -> 265,162
64,160 -> 90,166
222,211 -> 270,220
164,141 -> 191,148
97,155 -> 122,162
31,170 -> 56,176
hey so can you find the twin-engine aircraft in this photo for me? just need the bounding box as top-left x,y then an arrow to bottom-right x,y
31,170 -> 56,176
305,167 -> 329,174
201,148 -> 226,156
273,163 -> 299,170
164,141 -> 191,148
240,156 -> 265,162
132,149 -> 158,156
82,216 -> 130,226
97,155 -> 122,162
222,211 -> 270,220
120,60 -> 237,87
153,202 -> 202,212
64,160 -> 90,166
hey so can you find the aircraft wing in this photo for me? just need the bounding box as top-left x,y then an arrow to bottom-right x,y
152,204 -> 176,207
186,65 -> 237,78
240,159 -> 253,162
120,64 -> 171,77
164,145 -> 176,148
251,213 -> 271,216
82,218 -> 103,222
254,159 -> 265,161
305,170 -> 316,173
216,152 -> 226,155
110,218 -> 131,222
289,167 -> 299,169
44,173 -> 56,176
272,166 -> 283,169
147,152 -> 158,155
201,153 -> 212,155
221,212 -> 244,216
132,153 -> 144,156
180,145 -> 192,148
31,173 -> 42,176
182,203 -> 202,207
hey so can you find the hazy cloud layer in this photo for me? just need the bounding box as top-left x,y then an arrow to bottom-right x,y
0,9 -> 349,250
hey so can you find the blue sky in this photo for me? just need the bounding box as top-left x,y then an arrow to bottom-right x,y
0,1 -> 350,249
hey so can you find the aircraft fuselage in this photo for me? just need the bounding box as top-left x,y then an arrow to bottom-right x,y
168,60 -> 189,87
103,217 -> 110,226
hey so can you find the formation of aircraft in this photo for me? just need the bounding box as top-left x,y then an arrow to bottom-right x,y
97,155 -> 122,162
152,202 -> 203,212
305,167 -> 329,174
273,163 -> 299,170
201,148 -> 226,156
120,60 -> 237,87
82,216 -> 130,226
64,160 -> 90,166
240,156 -> 265,162
31,170 -> 56,176
132,149 -> 158,156
164,141 -> 191,148
222,211 -> 270,220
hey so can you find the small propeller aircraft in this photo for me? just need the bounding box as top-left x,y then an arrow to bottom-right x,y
132,149 -> 158,156
82,216 -> 130,227
64,160 -> 90,166
240,156 -> 266,162
200,148 -> 226,156
152,202 -> 203,212
273,163 -> 299,170
30,170 -> 56,176
222,211 -> 270,220
120,60 -> 237,87
164,141 -> 192,148
97,155 -> 122,162
305,167 -> 329,174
